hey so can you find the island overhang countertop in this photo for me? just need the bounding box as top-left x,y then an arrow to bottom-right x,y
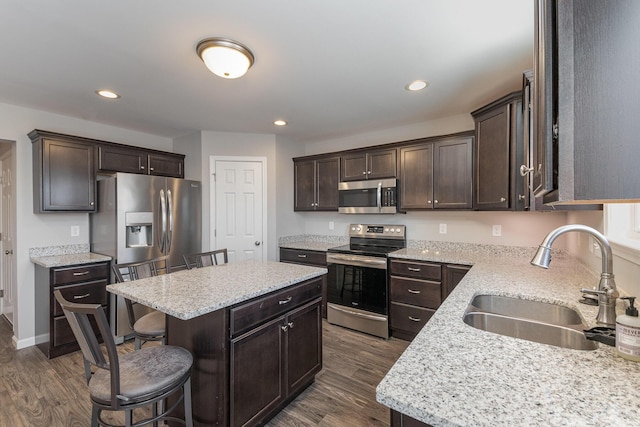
377,248 -> 640,427
106,259 -> 327,320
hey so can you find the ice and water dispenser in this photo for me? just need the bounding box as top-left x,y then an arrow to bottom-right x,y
125,212 -> 153,248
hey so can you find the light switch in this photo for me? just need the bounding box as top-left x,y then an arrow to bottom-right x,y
492,225 -> 502,237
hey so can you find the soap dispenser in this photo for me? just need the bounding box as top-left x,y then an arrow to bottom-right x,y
616,296 -> 640,361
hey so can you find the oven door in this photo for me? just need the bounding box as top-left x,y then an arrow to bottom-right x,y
326,253 -> 388,315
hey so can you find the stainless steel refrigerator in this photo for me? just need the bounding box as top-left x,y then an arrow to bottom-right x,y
90,172 -> 202,340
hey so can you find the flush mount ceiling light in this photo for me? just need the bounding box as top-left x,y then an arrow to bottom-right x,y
406,80 -> 429,92
96,89 -> 120,99
274,120 -> 287,126
196,37 -> 254,79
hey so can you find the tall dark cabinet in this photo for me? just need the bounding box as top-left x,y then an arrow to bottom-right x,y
533,0 -> 640,203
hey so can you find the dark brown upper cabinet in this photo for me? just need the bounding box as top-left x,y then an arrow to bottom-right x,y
533,0 -> 640,204
471,91 -> 525,211
293,156 -> 340,211
31,130 -> 96,213
399,132 -> 474,210
340,148 -> 396,181
97,144 -> 184,178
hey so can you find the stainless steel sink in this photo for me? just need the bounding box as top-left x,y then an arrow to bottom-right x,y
463,294 -> 598,351
468,294 -> 583,325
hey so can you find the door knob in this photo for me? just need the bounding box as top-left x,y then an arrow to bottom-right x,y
255,241 -> 261,246
5,250 -> 13,255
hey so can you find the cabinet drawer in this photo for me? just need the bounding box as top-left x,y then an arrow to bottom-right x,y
389,260 -> 441,280
53,280 -> 108,317
390,302 -> 435,335
52,263 -> 109,286
390,277 -> 442,309
279,248 -> 327,267
230,277 -> 322,337
52,314 -> 104,347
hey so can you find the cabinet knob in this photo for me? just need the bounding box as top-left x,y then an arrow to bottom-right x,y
90,201 -> 95,206
149,167 -> 154,171
427,200 -> 432,204
281,324 -> 289,332
434,200 -> 439,204
362,171 -> 366,175
518,194 -> 526,201
500,197 -> 506,202
367,171 -> 371,175
140,166 -> 145,170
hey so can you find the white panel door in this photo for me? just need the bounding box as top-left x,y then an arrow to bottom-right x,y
1,153 -> 15,323
214,160 -> 264,262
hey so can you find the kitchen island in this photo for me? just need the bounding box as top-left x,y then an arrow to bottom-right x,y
107,259 -> 327,426
377,246 -> 640,427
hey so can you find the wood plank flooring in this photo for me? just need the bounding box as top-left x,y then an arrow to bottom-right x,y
0,316 -> 408,427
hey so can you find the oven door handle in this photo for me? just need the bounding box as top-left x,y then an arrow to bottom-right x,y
328,304 -> 388,322
326,254 -> 387,269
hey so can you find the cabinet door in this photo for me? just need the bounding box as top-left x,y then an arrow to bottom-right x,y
293,159 -> 317,211
148,153 -> 184,178
315,156 -> 340,210
474,104 -> 511,210
286,299 -> 322,393
341,152 -> 368,181
443,264 -> 471,300
38,138 -> 96,212
230,316 -> 285,427
97,144 -> 147,174
399,144 -> 433,209
433,137 -> 473,209
367,148 -> 397,180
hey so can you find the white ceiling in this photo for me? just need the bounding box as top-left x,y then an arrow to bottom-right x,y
0,0 -> 534,143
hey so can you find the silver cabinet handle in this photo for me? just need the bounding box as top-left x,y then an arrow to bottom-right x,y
407,289 -> 421,294
367,171 -> 371,175
362,171 -> 366,175
279,296 -> 292,305
150,167 -> 155,171
297,254 -> 307,258
520,164 -> 533,176
73,293 -> 91,300
287,321 -> 294,329
518,194 -> 526,201
140,165 -> 145,170
408,267 -> 421,272
500,197 -> 506,202
281,324 -> 288,332
90,201 -> 95,206
427,200 -> 432,204
408,316 -> 421,322
434,200 -> 439,204
72,271 -> 90,276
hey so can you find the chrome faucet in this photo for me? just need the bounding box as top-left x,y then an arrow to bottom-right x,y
530,224 -> 619,327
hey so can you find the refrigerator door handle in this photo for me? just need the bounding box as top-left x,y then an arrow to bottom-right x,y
159,189 -> 167,253
166,189 -> 173,253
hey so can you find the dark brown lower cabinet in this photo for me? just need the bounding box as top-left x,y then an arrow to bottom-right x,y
391,409 -> 432,427
279,247 -> 328,318
231,298 -> 322,427
166,276 -> 324,427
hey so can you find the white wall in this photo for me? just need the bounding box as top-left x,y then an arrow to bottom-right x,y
0,102 -> 172,347
275,136 -> 306,238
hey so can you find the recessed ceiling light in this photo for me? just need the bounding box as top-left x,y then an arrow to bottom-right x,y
406,80 -> 429,92
96,89 -> 120,99
274,120 -> 287,126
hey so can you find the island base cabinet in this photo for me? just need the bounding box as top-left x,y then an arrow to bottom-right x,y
391,409 -> 433,427
231,298 -> 322,427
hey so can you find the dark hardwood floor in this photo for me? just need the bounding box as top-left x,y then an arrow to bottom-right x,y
0,316 -> 408,427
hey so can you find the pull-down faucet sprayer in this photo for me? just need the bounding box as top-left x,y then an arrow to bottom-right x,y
531,224 -> 619,327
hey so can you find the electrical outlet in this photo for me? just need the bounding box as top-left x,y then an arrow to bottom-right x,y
329,221 -> 334,230
492,225 -> 502,237
70,225 -> 80,237
439,223 -> 447,234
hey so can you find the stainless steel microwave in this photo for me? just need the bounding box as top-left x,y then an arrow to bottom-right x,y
338,178 -> 397,214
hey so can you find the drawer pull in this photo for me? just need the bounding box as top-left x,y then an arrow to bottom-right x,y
407,267 -> 421,272
279,296 -> 293,305
408,316 -> 422,322
72,271 -> 90,276
297,254 -> 307,258
407,289 -> 421,294
73,293 -> 91,300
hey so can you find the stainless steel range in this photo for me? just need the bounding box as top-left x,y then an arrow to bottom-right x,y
326,224 -> 406,338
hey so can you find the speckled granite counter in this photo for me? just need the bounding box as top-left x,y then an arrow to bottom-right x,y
30,244 -> 111,267
106,259 -> 327,320
278,234 -> 347,252
377,247 -> 640,426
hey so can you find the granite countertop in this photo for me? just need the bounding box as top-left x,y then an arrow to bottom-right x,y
30,252 -> 112,268
377,248 -> 640,426
279,241 -> 342,252
106,259 -> 327,320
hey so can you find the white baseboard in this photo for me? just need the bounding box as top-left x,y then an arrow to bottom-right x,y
14,333 -> 48,350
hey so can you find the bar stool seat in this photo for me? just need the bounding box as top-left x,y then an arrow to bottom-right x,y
132,310 -> 166,340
